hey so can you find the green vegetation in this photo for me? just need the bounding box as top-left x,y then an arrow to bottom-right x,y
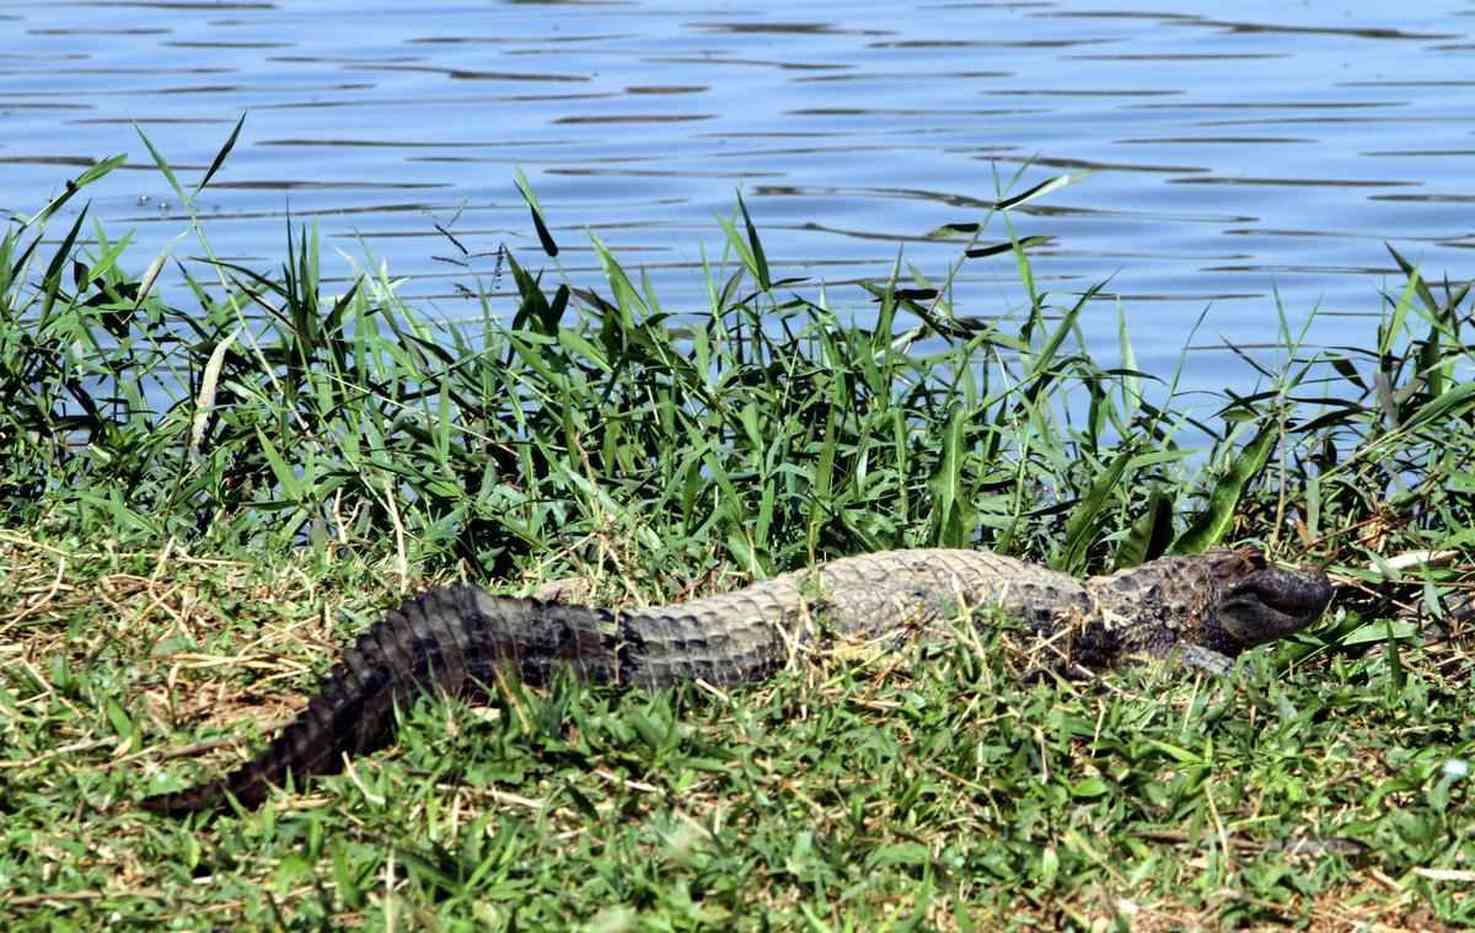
4,135 -> 1475,929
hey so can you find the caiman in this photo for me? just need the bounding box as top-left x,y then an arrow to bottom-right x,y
139,547 -> 1332,815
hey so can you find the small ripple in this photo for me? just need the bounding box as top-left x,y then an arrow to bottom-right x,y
552,113 -> 714,124
1116,136 -> 1313,145
206,180 -> 451,191
1170,177 -> 1420,188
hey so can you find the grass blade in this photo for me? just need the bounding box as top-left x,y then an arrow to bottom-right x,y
133,123 -> 187,207
996,171 -> 1092,211
1052,448 -> 1134,574
736,190 -> 771,291
195,111 -> 246,197
25,155 -> 125,227
1171,422 -> 1278,554
514,167 -> 559,258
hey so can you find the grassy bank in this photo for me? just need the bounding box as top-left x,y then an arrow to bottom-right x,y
4,146 -> 1475,928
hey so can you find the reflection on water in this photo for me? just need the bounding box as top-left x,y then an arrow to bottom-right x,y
0,0 -> 1472,396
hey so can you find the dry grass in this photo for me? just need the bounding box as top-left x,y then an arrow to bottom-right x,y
4,529 -> 1475,928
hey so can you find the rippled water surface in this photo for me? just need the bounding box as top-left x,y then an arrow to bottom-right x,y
3,1 -> 1473,390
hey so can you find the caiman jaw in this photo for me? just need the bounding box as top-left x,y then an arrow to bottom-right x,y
1214,566 -> 1334,649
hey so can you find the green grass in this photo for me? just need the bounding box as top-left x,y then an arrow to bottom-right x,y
4,131 -> 1475,928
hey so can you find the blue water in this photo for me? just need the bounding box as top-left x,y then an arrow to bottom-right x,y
2,0 -> 1472,395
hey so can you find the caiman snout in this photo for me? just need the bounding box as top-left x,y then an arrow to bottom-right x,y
1217,566 -> 1334,647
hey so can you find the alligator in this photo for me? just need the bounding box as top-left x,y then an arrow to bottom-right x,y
139,547 -> 1332,815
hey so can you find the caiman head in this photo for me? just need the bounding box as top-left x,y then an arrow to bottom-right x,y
1181,548 -> 1333,658
1090,547 -> 1333,664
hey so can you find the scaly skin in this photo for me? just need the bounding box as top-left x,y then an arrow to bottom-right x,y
138,547 -> 1331,815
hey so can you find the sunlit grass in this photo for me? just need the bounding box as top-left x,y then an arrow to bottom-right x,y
3,125 -> 1475,928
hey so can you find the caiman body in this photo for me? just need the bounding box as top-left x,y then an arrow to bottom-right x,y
139,547 -> 1332,815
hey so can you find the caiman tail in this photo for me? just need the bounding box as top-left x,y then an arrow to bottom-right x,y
139,587 -> 621,815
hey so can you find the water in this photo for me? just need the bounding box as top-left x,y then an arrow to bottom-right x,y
2,0 -> 1472,394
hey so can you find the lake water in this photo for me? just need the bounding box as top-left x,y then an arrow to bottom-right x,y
3,1 -> 1473,395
